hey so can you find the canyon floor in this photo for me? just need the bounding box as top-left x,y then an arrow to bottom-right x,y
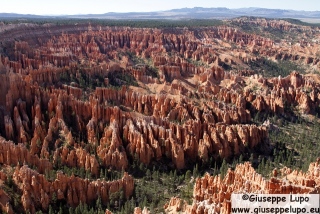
0,17 -> 320,214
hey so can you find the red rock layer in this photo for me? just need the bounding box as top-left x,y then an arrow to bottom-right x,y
133,207 -> 150,214
0,69 -> 268,169
165,160 -> 320,214
2,21 -> 317,173
13,165 -> 134,213
249,71 -> 320,114
0,20 -> 319,213
0,188 -> 13,214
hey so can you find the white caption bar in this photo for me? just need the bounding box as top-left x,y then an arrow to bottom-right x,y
232,194 -> 320,214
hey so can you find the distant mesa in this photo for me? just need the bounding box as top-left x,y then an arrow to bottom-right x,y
0,7 -> 320,19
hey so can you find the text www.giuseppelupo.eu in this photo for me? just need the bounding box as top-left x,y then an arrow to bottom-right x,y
231,194 -> 320,214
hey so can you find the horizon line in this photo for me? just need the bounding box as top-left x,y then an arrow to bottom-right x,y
0,6 -> 319,16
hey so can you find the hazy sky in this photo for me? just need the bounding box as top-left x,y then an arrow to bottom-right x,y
1,0 -> 320,15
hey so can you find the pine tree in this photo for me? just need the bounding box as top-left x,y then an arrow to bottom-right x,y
173,170 -> 177,182
96,196 -> 102,211
142,196 -> 147,208
185,170 -> 191,181
249,154 -> 254,164
69,207 -> 74,214
220,159 -> 228,179
193,164 -> 199,178
49,206 -> 54,214
59,205 -> 63,214
146,169 -> 151,181
239,154 -> 243,163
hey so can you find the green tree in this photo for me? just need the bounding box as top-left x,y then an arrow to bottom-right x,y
185,170 -> 192,181
193,164 -> 199,178
220,159 -> 228,179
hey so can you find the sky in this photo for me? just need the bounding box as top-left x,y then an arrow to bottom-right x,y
1,0 -> 320,15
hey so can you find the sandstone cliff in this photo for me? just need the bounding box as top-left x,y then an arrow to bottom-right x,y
13,165 -> 134,213
0,19 -> 319,213
165,160 -> 320,214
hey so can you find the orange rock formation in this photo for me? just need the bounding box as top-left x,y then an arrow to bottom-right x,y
165,160 -> 320,214
0,18 -> 319,213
